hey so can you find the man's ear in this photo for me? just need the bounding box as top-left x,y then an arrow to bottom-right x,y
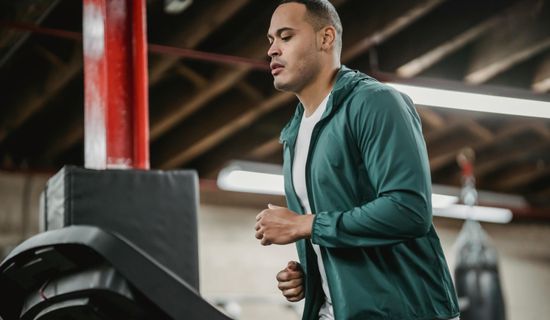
320,26 -> 336,50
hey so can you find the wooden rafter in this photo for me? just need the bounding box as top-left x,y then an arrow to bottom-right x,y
158,0 -> 445,169
34,1 -> 249,162
396,15 -> 499,78
465,0 -> 550,84
148,0 -> 251,85
0,46 -> 82,144
532,52 -> 550,93
429,123 -> 546,172
476,141 -> 550,178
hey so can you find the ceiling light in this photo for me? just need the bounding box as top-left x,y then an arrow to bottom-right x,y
165,0 -> 193,14
217,161 -> 514,223
433,205 -> 513,224
431,194 -> 459,209
217,161 -> 285,195
386,83 -> 550,119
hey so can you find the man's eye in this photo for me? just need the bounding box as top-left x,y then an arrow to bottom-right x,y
281,36 -> 292,41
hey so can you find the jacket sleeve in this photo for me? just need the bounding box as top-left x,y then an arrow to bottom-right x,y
311,86 -> 433,248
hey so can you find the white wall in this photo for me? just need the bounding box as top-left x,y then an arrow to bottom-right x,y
0,171 -> 47,257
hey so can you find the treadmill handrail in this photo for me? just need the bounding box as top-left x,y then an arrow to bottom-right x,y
0,226 -> 232,320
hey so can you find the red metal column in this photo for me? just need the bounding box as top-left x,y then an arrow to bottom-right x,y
83,0 -> 149,170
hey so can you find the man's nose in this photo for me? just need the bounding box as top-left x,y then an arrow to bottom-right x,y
267,41 -> 281,57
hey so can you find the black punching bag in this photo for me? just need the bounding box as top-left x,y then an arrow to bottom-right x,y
454,219 -> 506,320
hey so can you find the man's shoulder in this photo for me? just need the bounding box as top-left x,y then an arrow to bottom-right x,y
341,76 -> 414,122
351,78 -> 398,100
343,79 -> 402,112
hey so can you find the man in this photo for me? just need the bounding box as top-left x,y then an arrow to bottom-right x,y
254,1 -> 460,319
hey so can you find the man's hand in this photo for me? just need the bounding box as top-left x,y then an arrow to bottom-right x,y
255,204 -> 313,246
277,261 -> 305,302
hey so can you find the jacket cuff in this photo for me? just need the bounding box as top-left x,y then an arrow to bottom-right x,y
311,211 -> 331,245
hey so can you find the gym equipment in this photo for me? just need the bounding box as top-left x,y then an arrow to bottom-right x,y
453,149 -> 506,320
0,166 -> 232,320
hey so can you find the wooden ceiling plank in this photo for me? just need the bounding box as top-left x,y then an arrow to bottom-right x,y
158,92 -> 294,168
397,15 -> 499,78
429,123 -> 541,172
35,1 -> 251,162
176,62 -> 264,101
0,0 -> 61,67
417,107 -> 446,130
150,64 -> 255,140
148,0 -> 251,85
0,46 -> 82,144
149,1 -> 355,142
175,63 -> 209,88
532,52 -> 550,93
396,0 -> 541,78
465,0 -> 550,84
494,167 -> 550,191
464,119 -> 494,142
476,141 -> 550,178
342,0 -> 444,62
248,137 -> 282,160
158,0 -> 446,168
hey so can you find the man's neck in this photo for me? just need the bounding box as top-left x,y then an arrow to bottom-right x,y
297,65 -> 339,117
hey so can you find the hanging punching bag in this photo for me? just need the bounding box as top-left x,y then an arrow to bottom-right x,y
454,219 -> 506,320
453,148 -> 506,320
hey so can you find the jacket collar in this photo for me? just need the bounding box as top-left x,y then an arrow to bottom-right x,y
279,65 -> 373,143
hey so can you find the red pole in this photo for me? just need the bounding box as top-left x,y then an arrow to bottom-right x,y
132,0 -> 149,169
83,0 -> 149,170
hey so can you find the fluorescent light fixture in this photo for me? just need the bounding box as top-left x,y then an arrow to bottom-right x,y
386,83 -> 550,119
434,205 -> 513,224
217,161 -> 285,195
165,0 -> 193,14
217,161 -> 514,223
431,194 -> 459,209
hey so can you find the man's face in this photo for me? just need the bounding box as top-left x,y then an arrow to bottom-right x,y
267,3 -> 321,93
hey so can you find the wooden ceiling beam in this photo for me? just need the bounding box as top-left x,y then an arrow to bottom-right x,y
157,0 -> 445,169
193,105 -> 294,178
476,141 -> 550,178
465,0 -> 550,84
425,119 -> 494,162
416,107 -> 446,131
248,137 -> 282,160
35,1 -> 250,162
0,0 -> 61,67
0,46 -> 82,144
174,63 -> 209,88
492,166 -> 550,192
148,0 -> 251,86
429,123 -> 544,172
149,37 -> 266,141
175,62 -> 264,101
395,0 -> 538,78
157,92 -> 294,169
532,52 -> 550,93
148,1 -> 353,142
342,0 -> 444,62
377,0 -> 517,73
396,14 -> 499,78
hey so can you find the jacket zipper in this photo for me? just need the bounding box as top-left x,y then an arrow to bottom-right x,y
304,117 -> 340,319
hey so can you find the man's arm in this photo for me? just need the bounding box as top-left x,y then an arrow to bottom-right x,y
311,87 -> 432,248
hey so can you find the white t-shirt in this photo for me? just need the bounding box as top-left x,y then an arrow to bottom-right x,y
291,93 -> 334,319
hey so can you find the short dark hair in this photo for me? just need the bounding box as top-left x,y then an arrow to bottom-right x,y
278,0 -> 343,54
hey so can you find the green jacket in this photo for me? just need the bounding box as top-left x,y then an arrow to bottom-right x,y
280,66 -> 460,320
